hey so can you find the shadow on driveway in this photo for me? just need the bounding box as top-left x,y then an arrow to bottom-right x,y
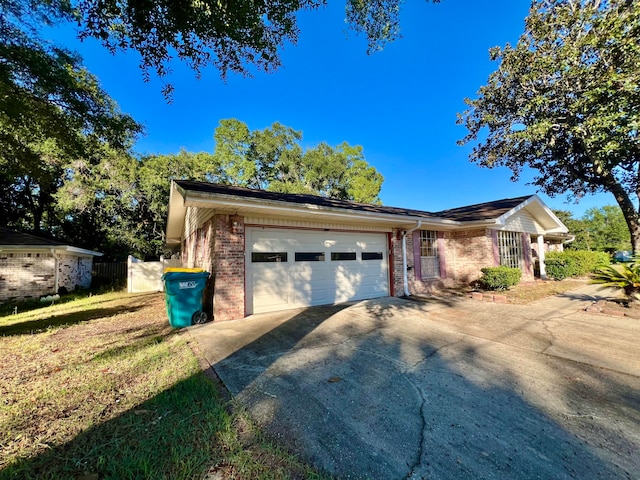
191,297 -> 640,479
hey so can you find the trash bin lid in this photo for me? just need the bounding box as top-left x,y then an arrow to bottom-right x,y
163,267 -> 204,273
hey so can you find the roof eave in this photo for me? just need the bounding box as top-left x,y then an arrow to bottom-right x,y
182,189 -> 465,228
0,245 -> 102,256
166,181 -> 189,246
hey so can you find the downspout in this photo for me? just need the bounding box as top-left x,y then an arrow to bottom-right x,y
402,221 -> 422,296
50,248 -> 60,294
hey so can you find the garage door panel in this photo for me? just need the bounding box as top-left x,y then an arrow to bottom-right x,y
291,265 -> 332,305
248,228 -> 389,314
293,287 -> 331,305
254,292 -> 291,308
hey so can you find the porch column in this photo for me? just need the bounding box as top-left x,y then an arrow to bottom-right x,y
537,235 -> 547,280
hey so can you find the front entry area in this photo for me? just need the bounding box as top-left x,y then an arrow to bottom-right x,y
246,227 -> 389,314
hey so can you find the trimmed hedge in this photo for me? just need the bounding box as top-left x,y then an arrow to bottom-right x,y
544,250 -> 609,280
479,266 -> 522,291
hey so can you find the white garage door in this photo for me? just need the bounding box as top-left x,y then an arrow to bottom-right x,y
246,228 -> 389,314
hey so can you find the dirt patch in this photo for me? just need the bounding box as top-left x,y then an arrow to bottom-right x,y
466,278 -> 588,304
586,298 -> 640,319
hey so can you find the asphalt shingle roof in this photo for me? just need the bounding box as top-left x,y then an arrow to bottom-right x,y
0,227 -> 65,247
175,180 -> 532,222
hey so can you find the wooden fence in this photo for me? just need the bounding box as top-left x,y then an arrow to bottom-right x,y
92,262 -> 127,284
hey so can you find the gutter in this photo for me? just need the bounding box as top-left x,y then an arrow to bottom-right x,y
402,221 -> 422,296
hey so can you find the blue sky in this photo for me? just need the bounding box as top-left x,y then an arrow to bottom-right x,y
55,0 -> 614,216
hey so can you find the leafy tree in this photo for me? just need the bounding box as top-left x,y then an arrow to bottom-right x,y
553,210 -> 590,251
459,0 -> 640,252
55,119 -> 383,259
1,0 -> 141,159
213,119 -> 383,203
72,0 -> 439,96
57,148 -> 225,259
1,0 -> 142,234
555,206 -> 631,252
581,205 -> 632,252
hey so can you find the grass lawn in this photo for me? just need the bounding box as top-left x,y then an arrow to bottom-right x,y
0,291 -> 325,480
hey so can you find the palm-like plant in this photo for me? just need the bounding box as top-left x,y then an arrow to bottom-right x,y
591,261 -> 640,302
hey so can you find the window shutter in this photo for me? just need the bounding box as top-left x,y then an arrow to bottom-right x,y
437,232 -> 447,279
412,230 -> 422,280
491,230 -> 500,266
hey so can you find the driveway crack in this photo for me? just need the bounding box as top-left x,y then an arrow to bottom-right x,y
540,319 -> 557,354
408,340 -> 463,370
404,385 -> 427,480
401,342 -> 462,479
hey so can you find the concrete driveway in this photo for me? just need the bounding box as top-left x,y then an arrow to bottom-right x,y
189,285 -> 640,479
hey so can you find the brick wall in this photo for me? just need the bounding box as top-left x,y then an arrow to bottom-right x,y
0,252 -> 56,303
391,229 -> 404,296
211,214 -> 245,321
0,252 -> 92,303
441,229 -> 495,285
183,214 -> 246,321
404,228 -> 539,294
58,255 -> 94,290
404,228 -> 500,294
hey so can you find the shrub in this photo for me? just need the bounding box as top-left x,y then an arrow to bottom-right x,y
479,266 -> 522,291
591,261 -> 640,302
545,250 -> 609,280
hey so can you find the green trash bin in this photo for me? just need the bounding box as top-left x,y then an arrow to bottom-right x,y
162,270 -> 210,328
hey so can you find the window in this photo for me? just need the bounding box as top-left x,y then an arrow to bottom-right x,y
420,230 -> 440,279
362,252 -> 383,261
497,231 -> 523,269
331,252 -> 356,261
420,230 -> 438,257
295,252 -> 325,262
252,252 -> 288,263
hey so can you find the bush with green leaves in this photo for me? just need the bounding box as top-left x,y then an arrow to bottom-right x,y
591,261 -> 640,302
479,266 -> 522,291
544,250 -> 609,280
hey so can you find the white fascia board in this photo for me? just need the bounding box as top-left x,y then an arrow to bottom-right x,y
0,246 -> 102,256
455,218 -> 500,228
182,190 -> 462,228
0,246 -> 51,253
59,246 -> 103,256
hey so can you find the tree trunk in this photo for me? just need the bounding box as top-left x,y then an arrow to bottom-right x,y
605,179 -> 640,254
630,221 -> 640,256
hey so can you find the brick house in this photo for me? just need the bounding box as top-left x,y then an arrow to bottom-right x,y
165,180 -> 572,321
0,228 -> 102,303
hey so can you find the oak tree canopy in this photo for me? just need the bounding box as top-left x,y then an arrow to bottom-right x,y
459,0 -> 640,251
